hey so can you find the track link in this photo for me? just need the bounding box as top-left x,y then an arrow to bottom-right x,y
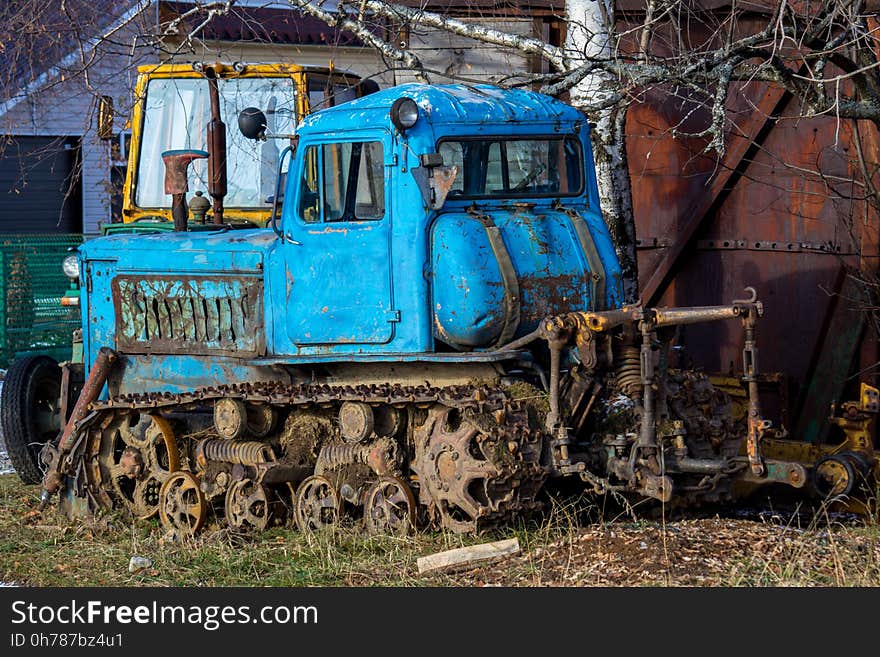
60,381 -> 550,533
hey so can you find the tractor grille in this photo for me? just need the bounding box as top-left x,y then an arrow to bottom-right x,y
112,275 -> 264,356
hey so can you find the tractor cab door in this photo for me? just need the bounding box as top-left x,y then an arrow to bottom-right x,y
282,133 -> 396,346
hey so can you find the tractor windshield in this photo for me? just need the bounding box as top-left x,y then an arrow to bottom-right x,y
135,76 -> 297,210
438,136 -> 583,199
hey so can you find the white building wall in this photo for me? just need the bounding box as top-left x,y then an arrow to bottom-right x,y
166,42 -> 396,88
0,10 -> 154,235
393,19 -> 537,85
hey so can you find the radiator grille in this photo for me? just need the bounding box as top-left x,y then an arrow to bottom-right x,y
112,275 -> 264,356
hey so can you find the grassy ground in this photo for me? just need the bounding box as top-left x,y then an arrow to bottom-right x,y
0,474 -> 522,587
2,473 -> 879,587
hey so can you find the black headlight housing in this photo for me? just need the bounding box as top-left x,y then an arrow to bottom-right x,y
390,97 -> 419,133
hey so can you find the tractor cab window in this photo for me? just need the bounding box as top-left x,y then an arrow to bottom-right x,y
438,136 -> 583,199
298,141 -> 385,223
136,76 -> 297,210
307,76 -> 359,112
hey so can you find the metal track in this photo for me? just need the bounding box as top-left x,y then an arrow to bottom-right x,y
91,381 -> 515,412
65,380 -> 549,532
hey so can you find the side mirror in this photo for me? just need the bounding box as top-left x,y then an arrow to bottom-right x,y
357,79 -> 380,97
238,107 -> 267,141
97,95 -> 114,140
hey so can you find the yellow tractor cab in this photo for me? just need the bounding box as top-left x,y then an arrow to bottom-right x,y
119,61 -> 369,229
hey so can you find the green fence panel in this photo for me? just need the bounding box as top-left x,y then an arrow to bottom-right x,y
0,233 -> 83,369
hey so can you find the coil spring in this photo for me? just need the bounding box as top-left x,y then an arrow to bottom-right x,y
198,438 -> 274,465
316,438 -> 397,475
614,345 -> 642,398
317,443 -> 370,470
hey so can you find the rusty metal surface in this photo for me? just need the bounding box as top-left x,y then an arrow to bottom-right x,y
629,92 -> 867,423
294,475 -> 341,532
315,438 -> 400,478
756,383 -> 879,513
206,73 -> 227,225
622,10 -> 876,436
41,346 -> 118,506
196,438 -> 274,467
53,380 -> 553,534
213,397 -> 248,439
225,479 -> 286,531
161,150 -> 209,230
158,470 -> 207,535
161,150 -> 209,196
363,476 -> 417,535
58,361 -> 84,428
111,275 -> 265,357
412,404 -> 545,533
637,82 -> 790,307
87,412 -> 180,519
338,401 -> 374,443
793,275 -> 868,443
45,343 -> 827,533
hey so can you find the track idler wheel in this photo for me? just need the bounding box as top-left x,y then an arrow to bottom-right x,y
159,470 -> 207,535
294,475 -> 341,532
363,476 -> 416,535
225,479 -> 285,531
89,413 -> 180,518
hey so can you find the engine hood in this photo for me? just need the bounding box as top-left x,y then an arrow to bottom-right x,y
79,228 -> 276,369
79,228 -> 277,273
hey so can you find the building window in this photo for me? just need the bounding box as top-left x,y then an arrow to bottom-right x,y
109,132 -> 130,224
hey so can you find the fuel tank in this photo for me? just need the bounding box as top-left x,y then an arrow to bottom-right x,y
430,206 -> 621,348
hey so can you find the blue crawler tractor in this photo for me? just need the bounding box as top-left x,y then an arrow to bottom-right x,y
38,84 -> 803,533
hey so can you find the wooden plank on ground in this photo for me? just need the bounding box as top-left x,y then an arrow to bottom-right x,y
417,537 -> 521,574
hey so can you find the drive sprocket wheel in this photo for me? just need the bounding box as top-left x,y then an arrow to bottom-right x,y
412,404 -> 546,533
88,412 -> 180,518
159,470 -> 207,535
294,475 -> 341,532
225,479 -> 282,531
363,476 -> 416,535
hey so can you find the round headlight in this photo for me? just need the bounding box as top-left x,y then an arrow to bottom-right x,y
390,97 -> 419,132
62,254 -> 80,280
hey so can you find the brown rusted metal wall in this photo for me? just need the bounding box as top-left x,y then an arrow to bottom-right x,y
618,4 -> 880,438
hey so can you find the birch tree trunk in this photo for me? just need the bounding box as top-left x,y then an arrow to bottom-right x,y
565,0 -> 639,303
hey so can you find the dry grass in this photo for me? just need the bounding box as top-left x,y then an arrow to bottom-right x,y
2,474 -> 878,587
0,474 -> 508,587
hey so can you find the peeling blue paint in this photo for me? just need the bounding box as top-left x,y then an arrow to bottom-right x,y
78,84 -> 622,396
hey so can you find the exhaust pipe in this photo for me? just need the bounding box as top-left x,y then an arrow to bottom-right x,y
205,67 -> 227,225
161,149 -> 208,231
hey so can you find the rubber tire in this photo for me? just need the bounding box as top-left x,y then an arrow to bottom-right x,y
1,355 -> 62,484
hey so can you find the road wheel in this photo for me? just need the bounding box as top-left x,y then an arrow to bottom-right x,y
1,355 -> 62,484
